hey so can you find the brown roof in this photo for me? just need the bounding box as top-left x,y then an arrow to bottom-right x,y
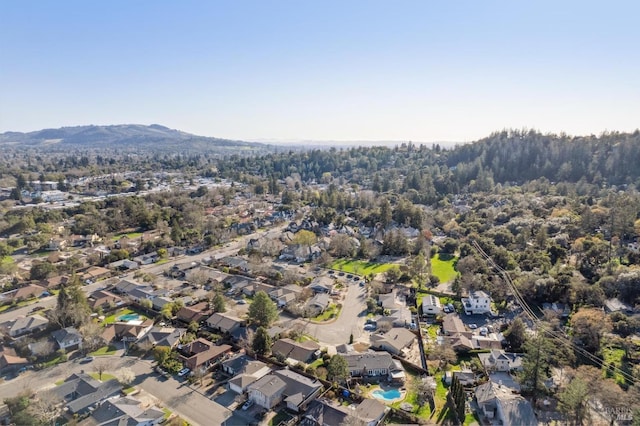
442,314 -> 470,337
15,284 -> 47,300
88,290 -> 123,309
176,302 -> 212,323
80,266 -> 111,281
40,275 -> 69,289
181,340 -> 232,370
271,338 -> 320,363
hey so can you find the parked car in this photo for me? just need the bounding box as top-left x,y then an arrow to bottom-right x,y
178,368 -> 191,377
468,323 -> 478,329
236,299 -> 247,305
80,356 -> 94,364
364,324 -> 376,331
242,400 -> 254,411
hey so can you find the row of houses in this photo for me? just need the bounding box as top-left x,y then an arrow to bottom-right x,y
219,352 -> 389,425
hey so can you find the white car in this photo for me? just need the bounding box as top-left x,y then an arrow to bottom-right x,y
468,323 -> 478,329
242,400 -> 254,411
177,368 -> 191,377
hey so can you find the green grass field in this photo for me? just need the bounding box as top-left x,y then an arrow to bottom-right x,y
312,304 -> 341,322
111,232 -> 143,241
330,259 -> 395,275
89,345 -> 118,356
431,253 -> 459,283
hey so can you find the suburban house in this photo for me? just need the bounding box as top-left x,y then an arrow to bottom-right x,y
475,380 -> 537,426
462,290 -> 492,315
222,353 -> 258,376
442,314 -> 471,337
0,284 -> 47,304
222,354 -> 272,394
422,295 -> 442,315
103,320 -> 154,343
279,244 -> 322,263
179,338 -> 232,371
223,275 -> 253,294
354,398 -> 389,426
305,293 -> 331,316
247,375 -> 287,409
185,266 -> 228,286
0,346 -> 29,373
8,314 -> 49,337
271,338 -> 320,364
108,259 -> 140,271
113,279 -> 145,295
132,252 -> 159,265
53,373 -> 122,416
206,312 -> 245,334
375,306 -> 412,329
82,395 -> 165,426
51,327 -> 83,350
151,296 -> 173,311
136,326 -> 186,349
40,275 -> 69,289
604,298 -> 634,314
471,335 -> 504,350
128,286 -> 156,304
447,334 -> 474,353
79,266 -> 111,283
220,256 -> 250,272
302,398 -> 388,426
378,290 -> 403,310
269,287 -> 300,308
47,237 -> 68,251
176,302 -> 213,324
477,350 -> 524,373
88,289 -> 123,310
343,351 -> 405,382
308,277 -> 334,294
301,399 -> 351,426
369,328 -> 416,356
248,369 -> 323,412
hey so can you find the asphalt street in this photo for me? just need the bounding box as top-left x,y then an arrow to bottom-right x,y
0,355 -> 232,426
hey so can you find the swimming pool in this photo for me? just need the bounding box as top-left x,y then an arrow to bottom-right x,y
118,313 -> 140,322
372,388 -> 402,402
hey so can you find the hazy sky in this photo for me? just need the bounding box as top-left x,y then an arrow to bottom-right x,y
1,1 -> 638,143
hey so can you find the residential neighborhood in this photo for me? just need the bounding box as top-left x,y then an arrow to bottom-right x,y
2,134 -> 640,426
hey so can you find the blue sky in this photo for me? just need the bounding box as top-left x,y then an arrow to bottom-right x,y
1,1 -> 638,143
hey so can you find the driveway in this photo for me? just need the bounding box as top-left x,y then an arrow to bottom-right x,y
302,280 -> 368,346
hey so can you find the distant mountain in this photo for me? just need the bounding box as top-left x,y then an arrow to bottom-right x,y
0,124 -> 270,153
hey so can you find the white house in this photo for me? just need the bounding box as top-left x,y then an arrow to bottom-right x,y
462,290 -> 492,315
422,294 -> 442,315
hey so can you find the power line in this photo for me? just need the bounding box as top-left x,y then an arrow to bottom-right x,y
471,240 -> 637,386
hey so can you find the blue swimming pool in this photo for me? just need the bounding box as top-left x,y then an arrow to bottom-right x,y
372,388 -> 402,401
118,313 -> 140,321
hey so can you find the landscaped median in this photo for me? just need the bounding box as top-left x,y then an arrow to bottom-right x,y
310,303 -> 342,323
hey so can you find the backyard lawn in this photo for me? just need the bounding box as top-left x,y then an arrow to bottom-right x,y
330,259 -> 395,275
430,254 -> 459,283
103,308 -> 147,325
